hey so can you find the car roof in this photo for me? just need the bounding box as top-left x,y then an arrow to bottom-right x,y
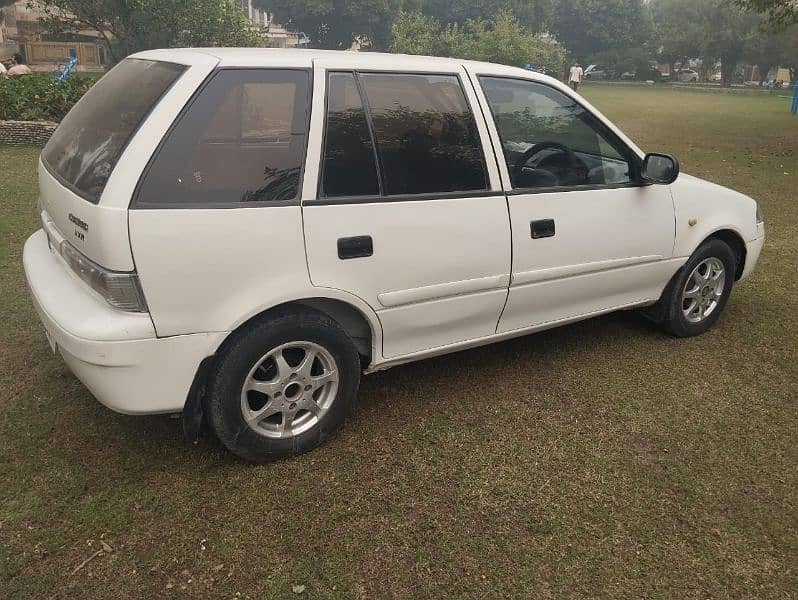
130,47 -> 557,83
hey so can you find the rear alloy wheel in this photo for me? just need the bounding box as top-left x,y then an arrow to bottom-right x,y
240,341 -> 339,439
661,238 -> 736,337
206,308 -> 360,462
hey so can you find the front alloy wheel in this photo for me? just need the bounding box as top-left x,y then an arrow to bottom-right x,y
681,257 -> 725,323
661,238 -> 736,337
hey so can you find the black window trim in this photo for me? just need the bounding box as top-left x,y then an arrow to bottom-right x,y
316,70 -> 383,200
475,74 -> 645,196
353,72 -> 386,197
313,68 -> 495,206
131,66 -> 313,210
304,188 -> 503,206
42,58 -> 188,205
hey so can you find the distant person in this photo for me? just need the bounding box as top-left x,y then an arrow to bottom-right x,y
7,53 -> 32,77
569,62 -> 583,92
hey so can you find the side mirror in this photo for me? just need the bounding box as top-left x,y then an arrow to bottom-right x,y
641,153 -> 680,184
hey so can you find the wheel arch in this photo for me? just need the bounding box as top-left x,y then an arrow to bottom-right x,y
643,226 -> 748,326
675,227 -> 748,288
704,228 -> 747,280
183,293 -> 380,440
214,292 -> 382,367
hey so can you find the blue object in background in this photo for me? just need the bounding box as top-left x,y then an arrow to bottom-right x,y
55,57 -> 78,82
792,82 -> 798,115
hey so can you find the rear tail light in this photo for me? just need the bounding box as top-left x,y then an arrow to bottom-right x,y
58,240 -> 149,312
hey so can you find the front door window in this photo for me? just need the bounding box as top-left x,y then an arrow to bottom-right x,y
479,77 -> 635,190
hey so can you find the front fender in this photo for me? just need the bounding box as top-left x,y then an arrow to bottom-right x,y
670,173 -> 759,258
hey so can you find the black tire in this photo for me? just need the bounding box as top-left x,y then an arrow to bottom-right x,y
205,307 -> 361,462
661,238 -> 736,337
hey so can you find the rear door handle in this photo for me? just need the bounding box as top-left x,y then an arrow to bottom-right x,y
531,219 -> 555,239
337,235 -> 373,259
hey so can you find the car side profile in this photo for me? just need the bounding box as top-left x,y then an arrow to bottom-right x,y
677,68 -> 700,82
23,49 -> 765,461
583,64 -> 611,80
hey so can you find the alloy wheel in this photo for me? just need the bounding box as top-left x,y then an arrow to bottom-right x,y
682,257 -> 726,323
240,341 -> 339,439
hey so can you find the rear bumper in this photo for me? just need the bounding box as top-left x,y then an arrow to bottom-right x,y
23,229 -> 226,414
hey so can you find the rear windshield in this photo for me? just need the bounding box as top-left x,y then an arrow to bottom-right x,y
42,59 -> 186,203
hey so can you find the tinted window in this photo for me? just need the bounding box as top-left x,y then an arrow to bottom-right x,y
358,73 -> 487,196
321,72 -> 380,197
42,59 -> 185,203
479,77 -> 633,190
136,69 -> 310,207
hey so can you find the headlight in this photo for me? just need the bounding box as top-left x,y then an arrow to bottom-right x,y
756,203 -> 764,224
58,240 -> 149,312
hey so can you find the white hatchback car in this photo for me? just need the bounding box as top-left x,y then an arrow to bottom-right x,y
24,49 -> 764,461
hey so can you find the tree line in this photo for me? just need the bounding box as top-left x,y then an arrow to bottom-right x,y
19,0 -> 798,84
255,0 -> 796,84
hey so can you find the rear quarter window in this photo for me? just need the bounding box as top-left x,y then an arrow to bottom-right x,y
42,59 -> 186,204
135,69 -> 311,208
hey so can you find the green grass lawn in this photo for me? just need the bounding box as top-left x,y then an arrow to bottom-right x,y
1,86 -> 796,598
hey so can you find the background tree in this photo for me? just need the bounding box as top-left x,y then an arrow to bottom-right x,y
783,25 -> 798,82
256,0 -> 559,50
418,0 -> 558,34
696,0 -> 757,86
36,0 -> 265,62
586,46 -> 652,77
389,10 -> 438,55
550,0 -> 654,61
764,24 -> 798,83
390,9 -> 566,72
733,0 -> 797,29
651,0 -> 760,86
650,0 -> 705,76
254,0 -> 415,50
744,24 -> 787,83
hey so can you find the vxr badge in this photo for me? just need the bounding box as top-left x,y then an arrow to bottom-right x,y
69,213 -> 88,241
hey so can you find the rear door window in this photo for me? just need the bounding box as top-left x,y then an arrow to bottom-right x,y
135,69 -> 311,207
42,59 -> 185,204
357,72 -> 488,196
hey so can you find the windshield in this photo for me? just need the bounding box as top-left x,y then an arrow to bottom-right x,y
42,58 -> 186,204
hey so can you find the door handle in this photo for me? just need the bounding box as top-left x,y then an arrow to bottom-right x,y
337,235 -> 373,259
530,219 -> 555,239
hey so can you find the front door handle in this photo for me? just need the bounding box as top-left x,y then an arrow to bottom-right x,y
531,219 -> 555,239
337,235 -> 373,259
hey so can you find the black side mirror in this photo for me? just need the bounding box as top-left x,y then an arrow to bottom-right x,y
641,153 -> 680,184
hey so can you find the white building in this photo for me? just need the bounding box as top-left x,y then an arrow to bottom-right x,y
234,0 -> 301,47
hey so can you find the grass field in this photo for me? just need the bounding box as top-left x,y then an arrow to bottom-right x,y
1,86 -> 796,599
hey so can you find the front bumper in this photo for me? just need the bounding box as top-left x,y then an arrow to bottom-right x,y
739,225 -> 765,282
23,229 -> 226,414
